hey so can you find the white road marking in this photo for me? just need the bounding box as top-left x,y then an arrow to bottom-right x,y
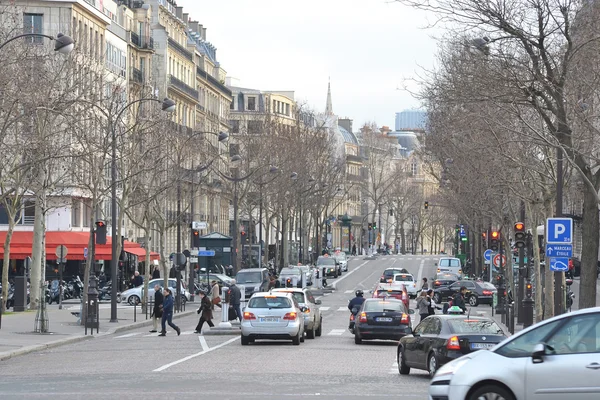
114,332 -> 141,339
331,261 -> 368,289
344,290 -> 353,294
389,361 -> 398,374
327,329 -> 346,336
143,333 -> 159,337
319,306 -> 330,311
199,335 -> 209,351
337,306 -> 347,312
153,336 -> 238,372
416,259 -> 425,288
181,331 -> 195,336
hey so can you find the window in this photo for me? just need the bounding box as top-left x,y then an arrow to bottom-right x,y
247,120 -> 261,134
286,103 -> 290,116
424,318 -> 442,335
23,199 -> 35,225
83,200 -> 92,227
545,314 -> 600,354
230,120 -> 240,134
247,96 -> 256,111
495,319 -> 563,358
23,13 -> 43,44
413,318 -> 431,335
411,161 -> 418,176
71,199 -> 81,227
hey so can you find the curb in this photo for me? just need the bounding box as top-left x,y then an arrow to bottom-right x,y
106,310 -> 196,334
0,335 -> 92,362
202,328 -> 241,336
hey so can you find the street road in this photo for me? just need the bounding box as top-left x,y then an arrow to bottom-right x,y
0,254 -> 440,399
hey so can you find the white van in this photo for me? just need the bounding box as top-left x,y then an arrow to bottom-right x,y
436,257 -> 463,278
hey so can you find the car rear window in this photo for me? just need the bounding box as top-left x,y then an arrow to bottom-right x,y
394,274 -> 414,282
478,282 -> 496,290
363,300 -> 405,312
439,259 -> 461,267
236,271 -> 262,284
248,296 -> 292,309
384,269 -> 405,277
274,291 -> 305,304
448,319 -> 504,334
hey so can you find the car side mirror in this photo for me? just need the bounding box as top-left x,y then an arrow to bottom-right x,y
300,306 -> 308,312
532,343 -> 547,363
315,299 -> 322,305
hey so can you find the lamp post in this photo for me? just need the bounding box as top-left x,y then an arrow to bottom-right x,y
109,97 -> 175,322
0,32 -> 74,53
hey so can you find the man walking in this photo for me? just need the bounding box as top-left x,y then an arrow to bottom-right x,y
152,266 -> 161,280
132,271 -> 143,287
194,291 -> 214,334
228,280 -> 242,322
150,284 -> 163,333
159,288 -> 181,336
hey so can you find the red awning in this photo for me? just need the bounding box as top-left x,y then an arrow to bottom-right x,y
124,246 -> 160,261
0,231 -> 159,261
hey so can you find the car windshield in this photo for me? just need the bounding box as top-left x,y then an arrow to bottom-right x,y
334,254 -> 346,261
439,259 -> 461,267
248,296 -> 292,309
448,319 -> 504,334
363,300 -> 405,313
236,272 -> 262,284
394,275 -> 414,282
317,257 -> 336,265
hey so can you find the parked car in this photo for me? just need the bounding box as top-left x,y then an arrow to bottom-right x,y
398,315 -> 507,377
236,268 -> 270,299
432,280 -> 497,306
429,306 -> 600,400
272,288 -> 323,338
352,298 -> 414,344
379,267 -> 410,283
120,278 -> 189,306
432,273 -> 460,288
240,291 -> 306,345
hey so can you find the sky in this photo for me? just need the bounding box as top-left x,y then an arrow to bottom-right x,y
178,0 -> 438,129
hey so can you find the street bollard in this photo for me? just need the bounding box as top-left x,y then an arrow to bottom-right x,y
523,298 -> 534,328
134,301 -> 137,323
219,285 -> 232,328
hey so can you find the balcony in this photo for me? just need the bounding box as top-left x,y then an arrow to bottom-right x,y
168,75 -> 199,101
129,31 -> 154,50
346,154 -> 363,163
130,67 -> 143,84
196,66 -> 232,97
347,173 -> 362,182
168,37 -> 193,61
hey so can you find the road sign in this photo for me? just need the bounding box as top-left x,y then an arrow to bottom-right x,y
483,249 -> 493,262
173,252 -> 186,267
192,221 -> 207,230
55,245 -> 68,258
189,257 -> 199,263
83,247 -> 88,259
549,257 -> 569,272
198,250 -> 215,257
546,244 -> 573,258
493,253 -> 507,268
459,224 -> 466,237
546,218 -> 573,244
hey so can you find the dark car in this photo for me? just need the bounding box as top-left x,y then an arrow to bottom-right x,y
353,298 -> 414,344
432,273 -> 460,288
316,256 -> 341,278
432,280 -> 497,306
397,315 -> 507,377
379,267 -> 410,283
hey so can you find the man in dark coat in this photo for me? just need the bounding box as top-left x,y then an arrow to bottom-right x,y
150,285 -> 163,333
159,288 -> 181,336
152,266 -> 161,279
194,291 -> 214,334
228,280 -> 242,322
452,286 -> 468,313
132,271 -> 143,287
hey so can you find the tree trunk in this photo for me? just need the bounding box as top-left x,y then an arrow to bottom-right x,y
579,185 -> 599,309
543,201 -> 554,319
1,226 -> 15,313
400,224 -> 406,254
30,192 -> 46,310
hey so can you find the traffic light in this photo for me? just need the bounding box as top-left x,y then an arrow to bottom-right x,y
514,222 -> 526,249
372,222 -> 377,230
95,220 -> 107,245
368,223 -> 372,231
490,231 -> 500,251
482,232 -> 488,248
496,274 -> 504,286
525,281 -> 533,299
241,231 -> 248,245
424,201 -> 429,210
192,229 -> 200,247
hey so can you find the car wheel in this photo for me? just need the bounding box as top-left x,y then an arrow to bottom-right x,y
433,293 -> 441,304
292,330 -> 301,345
399,349 -> 410,375
180,295 -> 187,305
128,295 -> 140,306
354,332 -> 362,344
469,295 -> 479,307
316,318 -> 322,337
307,322 -> 316,339
428,353 -> 438,378
334,272 -> 338,278
468,385 -> 515,400
300,328 -> 305,343
241,334 -> 250,345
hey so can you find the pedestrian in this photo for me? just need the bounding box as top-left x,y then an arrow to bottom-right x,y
452,286 -> 468,313
427,289 -> 440,315
133,271 -> 143,287
150,284 -> 163,333
352,243 -> 357,256
159,288 -> 181,336
194,291 -> 215,334
210,280 -> 221,309
152,266 -> 161,279
228,279 -> 242,322
421,277 -> 429,291
416,290 -> 430,322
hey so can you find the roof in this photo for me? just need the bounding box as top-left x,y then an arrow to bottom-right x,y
338,125 -> 358,145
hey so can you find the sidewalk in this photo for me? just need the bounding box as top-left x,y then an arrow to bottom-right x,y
0,300 -> 196,361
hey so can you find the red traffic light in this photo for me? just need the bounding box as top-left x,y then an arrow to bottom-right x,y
514,222 -> 525,231
482,233 -> 487,239
193,230 -> 199,236
491,231 -> 499,239
96,221 -> 105,227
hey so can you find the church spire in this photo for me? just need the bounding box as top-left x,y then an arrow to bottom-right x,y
325,77 -> 333,115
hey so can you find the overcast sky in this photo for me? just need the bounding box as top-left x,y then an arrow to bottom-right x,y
178,0 -> 437,129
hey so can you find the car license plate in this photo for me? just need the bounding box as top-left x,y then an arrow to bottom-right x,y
377,317 -> 393,322
471,343 -> 494,349
260,317 -> 279,323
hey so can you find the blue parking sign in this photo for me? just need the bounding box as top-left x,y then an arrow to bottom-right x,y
546,218 -> 573,244
549,257 -> 569,272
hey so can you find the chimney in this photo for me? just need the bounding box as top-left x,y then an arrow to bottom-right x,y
338,118 -> 353,134
202,27 -> 207,41
183,13 -> 188,24
175,6 -> 183,19
189,21 -> 199,34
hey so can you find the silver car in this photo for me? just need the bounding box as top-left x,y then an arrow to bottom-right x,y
272,288 -> 323,338
429,306 -> 600,400
334,253 -> 348,272
120,278 -> 189,305
241,292 -> 305,345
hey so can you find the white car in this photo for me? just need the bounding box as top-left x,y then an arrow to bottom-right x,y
334,253 -> 348,272
380,273 -> 418,298
272,288 -> 323,338
429,306 -> 600,400
120,278 -> 190,305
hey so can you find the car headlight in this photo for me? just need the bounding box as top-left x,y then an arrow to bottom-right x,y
254,286 -> 260,291
435,356 -> 471,377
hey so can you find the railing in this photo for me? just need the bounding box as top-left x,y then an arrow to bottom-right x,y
346,154 -> 363,163
107,22 -> 127,41
168,75 -> 199,100
129,31 -> 154,50
346,174 -> 362,182
22,216 -> 35,225
168,37 -> 193,61
196,66 -> 232,97
131,67 -> 143,84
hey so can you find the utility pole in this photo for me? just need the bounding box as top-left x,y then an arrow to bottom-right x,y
554,147 -> 564,315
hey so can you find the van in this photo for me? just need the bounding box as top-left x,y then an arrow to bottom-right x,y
235,268 -> 270,299
435,257 -> 463,278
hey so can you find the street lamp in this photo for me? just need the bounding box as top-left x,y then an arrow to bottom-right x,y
0,32 -> 75,53
109,97 -> 175,322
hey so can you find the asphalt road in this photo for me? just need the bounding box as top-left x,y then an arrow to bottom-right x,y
0,254 -> 440,400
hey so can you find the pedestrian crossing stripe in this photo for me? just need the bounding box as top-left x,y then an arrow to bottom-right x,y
327,329 -> 345,336
344,290 -> 353,294
319,307 -> 330,311
337,306 -> 347,312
